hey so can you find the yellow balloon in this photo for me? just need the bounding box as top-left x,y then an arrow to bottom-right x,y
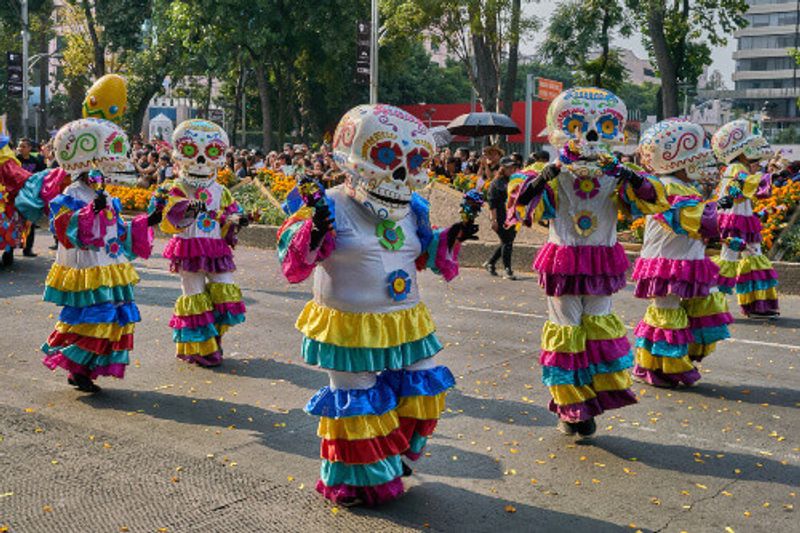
82,74 -> 128,123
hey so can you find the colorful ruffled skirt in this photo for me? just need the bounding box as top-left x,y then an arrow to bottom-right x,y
41,262 -> 141,379
715,252 -> 779,317
298,301 -> 453,505
165,236 -> 245,366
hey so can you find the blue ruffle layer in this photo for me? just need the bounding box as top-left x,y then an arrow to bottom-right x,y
542,352 -> 634,387
380,365 -> 455,398
44,285 -> 136,308
42,343 -> 130,367
301,333 -> 443,373
58,302 -> 141,326
305,379 -> 398,418
635,337 -> 688,358
735,278 -> 778,294
320,456 -> 402,487
172,323 -> 219,343
691,325 -> 730,344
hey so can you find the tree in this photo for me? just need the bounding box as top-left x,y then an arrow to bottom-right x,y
629,0 -> 747,118
540,0 -> 632,91
382,0 -> 538,113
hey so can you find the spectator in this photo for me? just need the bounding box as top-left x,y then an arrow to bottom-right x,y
40,141 -> 59,169
476,145 -> 504,189
278,153 -> 294,175
15,138 -> 46,257
225,151 -> 235,172
483,156 -> 520,280
234,157 -> 248,180
135,151 -> 158,187
252,149 -> 266,171
157,153 -> 173,183
534,150 -> 550,163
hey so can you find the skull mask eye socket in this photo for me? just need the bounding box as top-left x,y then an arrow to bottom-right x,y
597,114 -> 621,139
370,141 -> 403,170
563,114 -> 587,137
406,148 -> 430,174
205,141 -> 225,160
177,139 -> 199,159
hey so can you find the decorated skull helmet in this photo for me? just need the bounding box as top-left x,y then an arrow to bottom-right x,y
639,119 -> 717,182
546,87 -> 627,159
711,119 -> 772,164
172,119 -> 229,187
54,118 -> 129,177
332,104 -> 434,221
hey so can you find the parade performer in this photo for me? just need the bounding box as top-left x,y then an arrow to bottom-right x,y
159,119 -> 247,367
631,119 -> 733,387
711,119 -> 779,318
278,104 -> 476,506
506,88 -> 669,437
0,135 -> 30,266
35,118 -> 160,392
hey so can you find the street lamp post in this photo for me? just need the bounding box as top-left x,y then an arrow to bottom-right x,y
21,0 -> 29,138
370,0 -> 379,104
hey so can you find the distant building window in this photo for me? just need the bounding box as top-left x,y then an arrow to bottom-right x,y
736,57 -> 796,71
739,34 -> 798,50
643,68 -> 655,77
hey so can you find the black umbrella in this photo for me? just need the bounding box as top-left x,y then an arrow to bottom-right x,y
446,112 -> 521,137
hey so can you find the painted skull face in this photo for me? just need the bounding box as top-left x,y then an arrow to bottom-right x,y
54,118 -> 130,177
547,87 -> 627,159
333,104 -> 434,221
172,119 -> 229,187
711,119 -> 772,164
639,119 -> 717,182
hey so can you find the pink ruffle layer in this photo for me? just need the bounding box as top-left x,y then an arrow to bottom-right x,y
688,312 -> 733,330
214,302 -> 246,315
539,337 -> 631,371
634,322 -> 694,345
738,268 -> 778,283
434,227 -> 461,282
43,353 -> 126,380
534,242 -> 630,276
164,237 -> 235,273
282,220 -> 335,284
718,213 -> 762,242
549,389 -> 637,422
538,272 -> 627,297
633,257 -> 720,298
169,311 -> 216,329
316,478 -> 405,506
632,365 -> 701,388
177,352 -> 223,367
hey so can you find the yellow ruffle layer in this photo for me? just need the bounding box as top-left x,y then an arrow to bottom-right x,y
207,282 -> 243,304
318,410 -> 399,441
541,314 -> 626,353
738,254 -> 775,275
46,262 -> 139,292
176,338 -> 219,356
642,305 -> 688,330
549,371 -> 632,406
682,292 -> 728,318
738,288 -> 778,305
688,342 -> 717,359
714,258 -> 737,279
174,292 -> 214,317
635,348 -> 695,374
55,321 -> 134,342
297,301 -> 435,349
396,392 -> 447,421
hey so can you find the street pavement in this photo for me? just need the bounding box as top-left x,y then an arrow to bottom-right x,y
0,238 -> 798,533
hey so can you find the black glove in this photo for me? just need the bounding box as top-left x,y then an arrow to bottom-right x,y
616,166 -> 644,189
446,221 -> 479,249
147,209 -> 163,227
717,195 -> 734,210
517,166 -> 555,206
310,203 -> 333,250
184,200 -> 205,218
92,193 -> 107,213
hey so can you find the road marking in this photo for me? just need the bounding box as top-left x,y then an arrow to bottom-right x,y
455,305 -> 800,352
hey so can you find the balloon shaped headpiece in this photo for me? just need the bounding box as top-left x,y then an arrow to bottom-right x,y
83,74 -> 128,124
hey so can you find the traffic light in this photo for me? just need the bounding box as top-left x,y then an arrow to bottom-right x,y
7,51 -> 23,97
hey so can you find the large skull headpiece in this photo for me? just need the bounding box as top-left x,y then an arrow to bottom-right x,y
547,87 -> 627,159
711,119 -> 772,164
54,118 -> 129,176
172,119 -> 229,187
639,119 -> 717,182
332,104 -> 434,221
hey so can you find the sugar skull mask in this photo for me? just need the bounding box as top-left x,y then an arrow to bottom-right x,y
332,104 -> 434,221
711,119 -> 772,164
639,119 -> 717,182
54,118 -> 130,177
172,119 -> 229,187
547,87 -> 627,160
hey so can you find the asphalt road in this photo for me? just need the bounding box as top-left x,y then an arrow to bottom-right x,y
0,238 -> 798,533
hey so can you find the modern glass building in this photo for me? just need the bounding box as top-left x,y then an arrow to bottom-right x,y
729,0 -> 800,126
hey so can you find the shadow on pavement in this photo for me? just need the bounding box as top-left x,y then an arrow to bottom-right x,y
212,357 -> 327,391
446,389 -> 554,427
355,481 -> 625,532
415,442 -> 503,480
593,435 -> 798,486
78,388 -> 320,460
681,380 -> 799,408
